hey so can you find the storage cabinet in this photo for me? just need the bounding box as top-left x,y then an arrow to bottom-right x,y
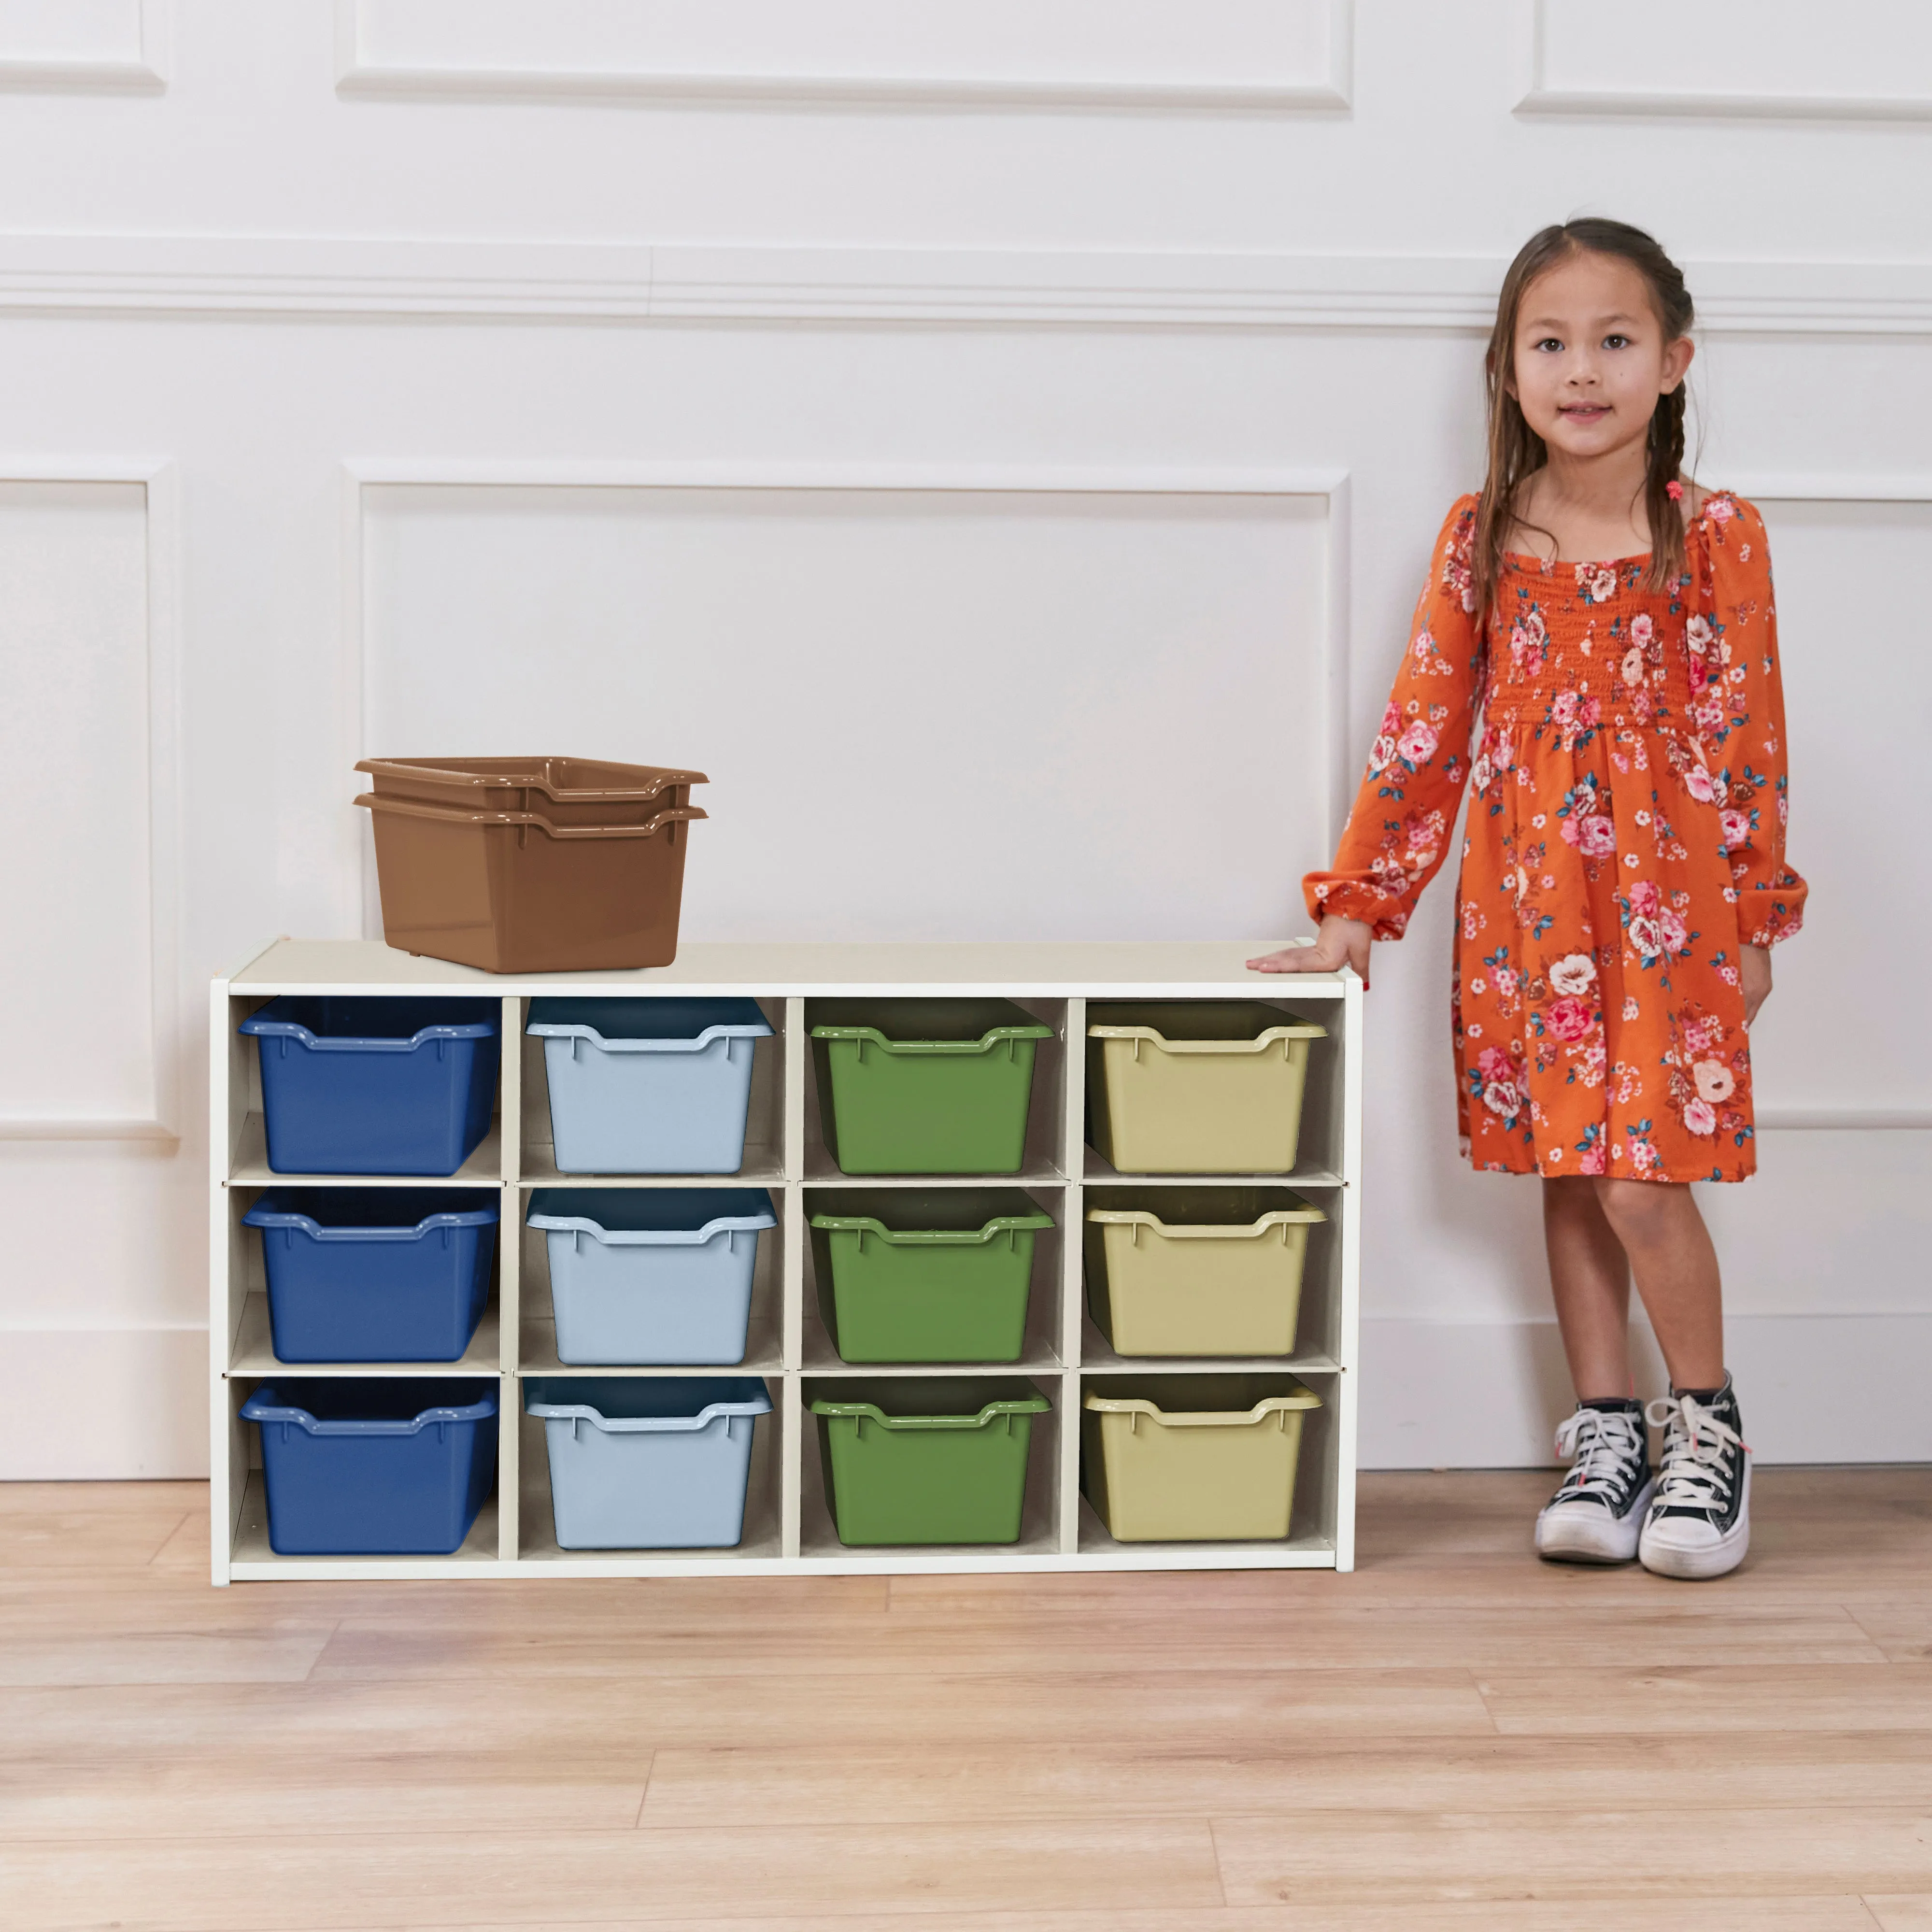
210,939 -> 1361,1580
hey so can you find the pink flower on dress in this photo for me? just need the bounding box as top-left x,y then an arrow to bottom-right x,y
1686,616 -> 1715,655
1621,647 -> 1645,688
1693,1060 -> 1735,1103
1412,628 -> 1436,663
1684,764 -> 1717,804
1683,1098 -> 1717,1136
1482,1078 -> 1522,1121
1398,720 -> 1439,764
1629,915 -> 1663,958
1548,953 -> 1596,996
1696,693 -> 1727,735
1578,563 -> 1617,603
1577,815 -> 1616,858
1546,996 -> 1594,1044
1629,614 -> 1654,647
1706,495 -> 1736,526
1719,809 -> 1752,851
1579,1139 -> 1607,1175
1628,880 -> 1661,917
1477,1045 -> 1514,1080
1659,909 -> 1688,953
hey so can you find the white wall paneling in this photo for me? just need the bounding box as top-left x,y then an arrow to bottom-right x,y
0,0 -> 166,93
335,0 -> 1352,113
1520,0 -> 1932,122
3,0 -> 1927,1477
0,460 -> 179,1140
346,462 -> 1349,941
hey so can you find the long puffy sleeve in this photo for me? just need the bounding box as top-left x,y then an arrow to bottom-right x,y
1303,495 -> 1485,939
1693,495 -> 1806,947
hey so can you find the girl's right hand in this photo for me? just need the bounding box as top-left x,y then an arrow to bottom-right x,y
1248,916 -> 1374,985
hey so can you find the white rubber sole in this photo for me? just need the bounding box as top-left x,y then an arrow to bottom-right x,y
1535,1477 -> 1654,1564
1638,1455 -> 1752,1580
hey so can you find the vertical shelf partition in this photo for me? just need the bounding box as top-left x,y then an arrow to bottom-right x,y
210,940 -> 1361,1583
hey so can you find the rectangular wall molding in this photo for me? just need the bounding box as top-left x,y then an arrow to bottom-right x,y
0,0 -> 166,94
340,459 -> 1352,939
0,458 -> 180,1142
4,237 -> 1931,336
1519,0 -> 1932,122
334,0 -> 1351,114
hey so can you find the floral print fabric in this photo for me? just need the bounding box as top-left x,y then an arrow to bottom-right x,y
1305,492 -> 1805,1183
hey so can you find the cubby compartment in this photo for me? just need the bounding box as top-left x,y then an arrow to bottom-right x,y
213,945 -> 1357,1580
517,1381 -> 784,1563
803,1186 -> 1065,1372
518,1188 -> 785,1375
521,994 -> 785,1186
799,1375 -> 1061,1558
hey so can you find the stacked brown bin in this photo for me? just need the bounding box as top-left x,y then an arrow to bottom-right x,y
354,757 -> 707,973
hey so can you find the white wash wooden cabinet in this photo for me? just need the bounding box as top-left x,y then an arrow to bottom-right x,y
210,939 -> 1362,1582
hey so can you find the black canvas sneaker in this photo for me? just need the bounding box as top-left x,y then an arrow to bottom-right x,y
1534,1400 -> 1654,1564
1638,1378 -> 1750,1581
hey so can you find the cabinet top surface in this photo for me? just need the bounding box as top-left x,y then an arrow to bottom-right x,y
224,938 -> 1349,996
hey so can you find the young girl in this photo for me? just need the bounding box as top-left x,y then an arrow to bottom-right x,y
1251,219 -> 1805,1580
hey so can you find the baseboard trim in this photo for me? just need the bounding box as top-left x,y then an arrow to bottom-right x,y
1362,1314 -> 1932,1469
0,1327 -> 206,1479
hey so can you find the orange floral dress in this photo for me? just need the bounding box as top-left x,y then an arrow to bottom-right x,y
1306,492 -> 1805,1183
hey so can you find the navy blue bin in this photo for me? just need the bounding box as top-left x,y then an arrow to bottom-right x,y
241,1378 -> 498,1555
240,997 -> 500,1176
243,1189 -> 498,1364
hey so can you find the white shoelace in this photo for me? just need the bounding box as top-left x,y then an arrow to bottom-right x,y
1552,1406 -> 1647,1501
1645,1393 -> 1746,1515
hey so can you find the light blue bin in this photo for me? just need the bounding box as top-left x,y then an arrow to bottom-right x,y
527,1188 -> 775,1366
526,1377 -> 771,1549
527,997 -> 773,1175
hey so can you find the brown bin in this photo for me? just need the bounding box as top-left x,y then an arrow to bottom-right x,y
354,787 -> 707,974
355,756 -> 704,829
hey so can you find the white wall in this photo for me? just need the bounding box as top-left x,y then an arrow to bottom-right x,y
3,0 -> 1928,1476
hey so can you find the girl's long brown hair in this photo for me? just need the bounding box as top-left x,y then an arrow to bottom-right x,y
1473,219 -> 1695,617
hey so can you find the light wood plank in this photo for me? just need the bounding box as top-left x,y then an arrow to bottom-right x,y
334,1908 -> 1886,1932
0,1820 -> 1222,1929
639,1732 -> 1932,1826
0,1757 -> 652,1841
1214,1806 -> 1932,1904
1869,1898 -> 1932,1929
1480,1663 -> 1932,1735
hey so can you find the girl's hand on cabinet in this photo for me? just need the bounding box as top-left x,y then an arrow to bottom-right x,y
1249,916 -> 1374,986
1741,943 -> 1773,1026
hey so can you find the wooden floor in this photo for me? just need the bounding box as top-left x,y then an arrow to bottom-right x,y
4,1472 -> 1932,1930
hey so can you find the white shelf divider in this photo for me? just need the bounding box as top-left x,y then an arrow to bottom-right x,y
212,939 -> 1358,1582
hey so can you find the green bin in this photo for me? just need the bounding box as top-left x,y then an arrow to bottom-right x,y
810,1378 -> 1049,1546
809,999 -> 1054,1175
810,1189 -> 1053,1364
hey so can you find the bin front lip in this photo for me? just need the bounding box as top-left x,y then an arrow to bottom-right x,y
243,1196 -> 500,1240
1085,1203 -> 1325,1237
524,1389 -> 772,1431
808,1208 -> 1053,1243
1086,1022 -> 1325,1052
807,1394 -> 1051,1429
355,756 -> 708,802
354,792 -> 708,839
240,1386 -> 499,1435
1082,1389 -> 1322,1425
238,1001 -> 499,1052
526,1203 -> 777,1245
809,1022 -> 1053,1055
526,995 -> 772,1051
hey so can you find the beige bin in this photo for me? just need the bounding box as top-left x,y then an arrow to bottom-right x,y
1086,1002 -> 1325,1175
1085,1188 -> 1325,1358
1082,1374 -> 1322,1542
